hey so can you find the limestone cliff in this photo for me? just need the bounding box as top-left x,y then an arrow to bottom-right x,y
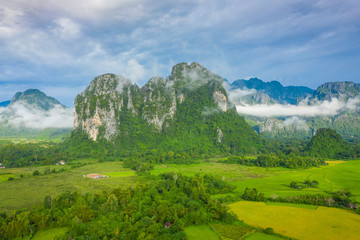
74,63 -> 232,142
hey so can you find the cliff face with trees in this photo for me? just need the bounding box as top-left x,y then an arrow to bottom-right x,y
72,62 -> 264,155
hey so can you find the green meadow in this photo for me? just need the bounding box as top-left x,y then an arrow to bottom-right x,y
1,157 -> 360,238
151,159 -> 360,201
0,161 -> 138,210
184,225 -> 219,240
229,160 -> 360,201
31,227 -> 68,240
1,158 -> 360,211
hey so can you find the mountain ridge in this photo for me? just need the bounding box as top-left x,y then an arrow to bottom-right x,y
73,62 -> 264,154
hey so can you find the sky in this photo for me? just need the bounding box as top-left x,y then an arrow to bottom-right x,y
1,0 -> 360,107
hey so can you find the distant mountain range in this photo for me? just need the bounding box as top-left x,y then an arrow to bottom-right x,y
230,78 -> 314,105
0,89 -> 73,140
228,78 -> 360,142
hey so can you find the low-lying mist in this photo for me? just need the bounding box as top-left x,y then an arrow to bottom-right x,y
0,103 -> 74,129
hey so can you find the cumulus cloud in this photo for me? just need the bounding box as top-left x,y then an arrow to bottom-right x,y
0,103 -> 74,129
235,97 -> 360,117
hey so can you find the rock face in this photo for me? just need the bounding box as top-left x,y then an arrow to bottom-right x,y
73,62 -> 264,154
74,63 -> 230,141
74,74 -> 139,141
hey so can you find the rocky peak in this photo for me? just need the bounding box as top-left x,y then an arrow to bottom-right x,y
74,63 -> 233,142
168,62 -> 223,87
313,81 -> 360,101
10,89 -> 64,111
81,74 -> 132,97
74,74 -> 141,141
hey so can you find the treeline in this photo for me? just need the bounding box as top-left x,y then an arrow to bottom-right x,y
0,174 -> 237,240
242,188 -> 359,213
224,153 -> 325,169
0,143 -> 68,168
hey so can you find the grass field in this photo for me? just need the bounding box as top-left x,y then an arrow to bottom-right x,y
151,161 -> 274,180
230,201 -> 360,240
229,160 -> 360,201
210,223 -> 255,239
0,173 -> 15,183
184,225 -> 219,240
2,158 -> 360,210
31,227 -> 68,240
150,160 -> 360,201
0,161 -> 139,210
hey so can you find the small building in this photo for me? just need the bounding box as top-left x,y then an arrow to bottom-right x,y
84,173 -> 109,179
59,160 -> 66,165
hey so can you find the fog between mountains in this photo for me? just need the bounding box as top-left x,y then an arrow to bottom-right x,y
227,87 -> 360,118
0,103 -> 74,129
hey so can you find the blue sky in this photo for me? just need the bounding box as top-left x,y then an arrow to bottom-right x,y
1,0 -> 360,106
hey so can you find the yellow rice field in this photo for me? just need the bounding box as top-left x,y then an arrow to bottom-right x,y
229,201 -> 360,240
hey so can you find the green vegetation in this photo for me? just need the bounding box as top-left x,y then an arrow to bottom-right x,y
307,128 -> 358,159
210,223 -> 254,239
0,174 -> 236,239
224,153 -> 325,168
0,143 -> 68,168
184,225 -> 219,240
0,161 -> 138,210
289,178 -> 319,189
31,227 -> 68,240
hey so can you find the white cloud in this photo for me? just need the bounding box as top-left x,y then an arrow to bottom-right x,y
0,103 -> 74,129
235,97 -> 360,117
52,17 -> 81,39
228,88 -> 257,104
0,6 -> 24,38
283,116 -> 309,131
0,0 -> 359,107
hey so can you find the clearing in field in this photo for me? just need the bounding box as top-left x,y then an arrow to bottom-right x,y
0,161 -> 139,210
23,227 -> 68,240
184,225 -> 219,240
230,201 -> 360,240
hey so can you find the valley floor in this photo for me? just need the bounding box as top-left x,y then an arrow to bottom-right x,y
1,157 -> 360,239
